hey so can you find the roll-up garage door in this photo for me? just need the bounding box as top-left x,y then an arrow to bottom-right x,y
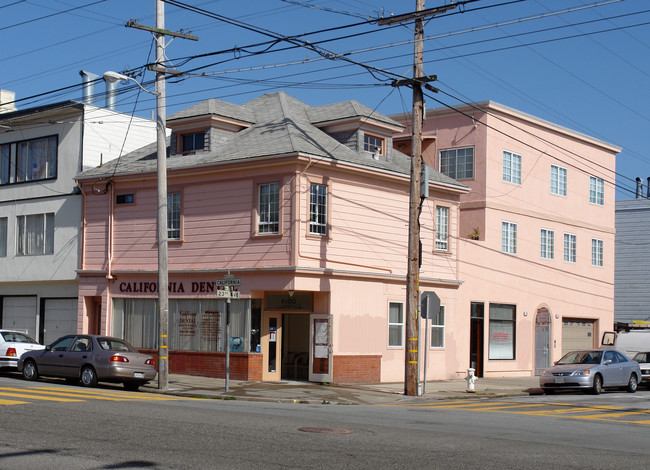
562,319 -> 595,355
2,297 -> 38,338
43,298 -> 77,345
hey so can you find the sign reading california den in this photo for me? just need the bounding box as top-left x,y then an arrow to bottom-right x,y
118,281 -> 226,294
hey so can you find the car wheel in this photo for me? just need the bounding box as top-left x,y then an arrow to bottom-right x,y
543,388 -> 555,395
123,381 -> 145,392
22,360 -> 39,381
626,374 -> 638,393
591,374 -> 603,395
80,366 -> 98,387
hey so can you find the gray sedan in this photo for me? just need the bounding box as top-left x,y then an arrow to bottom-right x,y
539,348 -> 641,395
18,334 -> 157,391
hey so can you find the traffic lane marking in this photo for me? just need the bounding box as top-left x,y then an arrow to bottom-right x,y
0,391 -> 83,402
0,386 -> 205,402
0,398 -> 29,405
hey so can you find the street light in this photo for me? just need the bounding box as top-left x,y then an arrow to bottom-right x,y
103,64 -> 169,391
103,71 -> 158,95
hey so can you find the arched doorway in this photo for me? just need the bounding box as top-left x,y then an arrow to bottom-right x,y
534,307 -> 551,375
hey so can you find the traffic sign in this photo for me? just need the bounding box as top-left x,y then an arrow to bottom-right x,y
217,287 -> 241,299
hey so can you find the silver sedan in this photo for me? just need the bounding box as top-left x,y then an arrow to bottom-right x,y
539,348 -> 641,395
18,334 -> 157,391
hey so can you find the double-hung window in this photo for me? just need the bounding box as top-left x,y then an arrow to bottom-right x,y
501,221 -> 517,254
388,302 -> 404,347
0,217 -> 7,257
435,206 -> 449,251
430,306 -> 445,348
17,213 -> 54,256
540,229 -> 554,260
591,238 -> 603,266
589,176 -> 604,205
258,183 -> 280,234
17,136 -> 58,182
1,143 -> 9,184
551,164 -> 567,196
440,147 -> 474,180
564,233 -> 577,263
502,151 -> 522,184
309,183 -> 327,236
167,192 -> 181,240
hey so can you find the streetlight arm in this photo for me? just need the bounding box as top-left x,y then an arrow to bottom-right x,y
103,71 -> 159,95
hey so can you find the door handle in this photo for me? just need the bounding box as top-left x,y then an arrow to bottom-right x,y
82,356 -> 87,359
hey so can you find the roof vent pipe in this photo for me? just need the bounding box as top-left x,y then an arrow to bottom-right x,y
103,73 -> 121,111
635,177 -> 643,199
79,70 -> 98,105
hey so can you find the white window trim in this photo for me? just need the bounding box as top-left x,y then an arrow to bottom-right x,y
501,221 -> 517,255
563,232 -> 577,263
591,238 -> 604,267
167,191 -> 182,241
435,206 -> 449,251
540,228 -> 554,260
309,182 -> 328,236
589,175 -> 604,205
257,182 -> 280,235
502,150 -> 522,185
388,301 -> 404,348
551,164 -> 567,196
16,212 -> 54,256
430,305 -> 445,349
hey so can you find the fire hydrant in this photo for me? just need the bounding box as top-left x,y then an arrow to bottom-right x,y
466,368 -> 478,393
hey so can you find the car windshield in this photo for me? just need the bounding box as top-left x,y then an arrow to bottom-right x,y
557,351 -> 603,365
97,338 -> 136,352
1,331 -> 38,344
633,352 -> 650,363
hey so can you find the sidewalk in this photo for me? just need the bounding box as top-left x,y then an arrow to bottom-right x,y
142,374 -> 542,405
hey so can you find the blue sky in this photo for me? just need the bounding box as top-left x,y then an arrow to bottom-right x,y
1,0 -> 648,199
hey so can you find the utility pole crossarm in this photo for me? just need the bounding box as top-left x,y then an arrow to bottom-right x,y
391,75 -> 437,88
377,4 -> 457,26
126,18 -> 199,41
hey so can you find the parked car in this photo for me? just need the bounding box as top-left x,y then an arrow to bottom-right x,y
17,334 -> 157,391
632,351 -> 650,386
539,348 -> 641,395
0,329 -> 45,370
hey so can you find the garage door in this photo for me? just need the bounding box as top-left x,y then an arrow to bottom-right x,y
43,298 -> 78,345
562,319 -> 595,355
2,297 -> 38,338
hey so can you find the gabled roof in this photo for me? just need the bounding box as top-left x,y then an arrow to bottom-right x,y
168,98 -> 255,124
308,100 -> 403,129
76,92 -> 468,192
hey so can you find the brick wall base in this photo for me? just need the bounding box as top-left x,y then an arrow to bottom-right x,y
332,355 -> 381,383
141,350 -> 263,381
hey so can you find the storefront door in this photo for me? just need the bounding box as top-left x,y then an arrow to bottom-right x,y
309,314 -> 332,382
262,312 -> 282,381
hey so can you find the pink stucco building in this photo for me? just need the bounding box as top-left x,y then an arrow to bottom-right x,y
75,94 -> 619,383
393,101 -> 620,378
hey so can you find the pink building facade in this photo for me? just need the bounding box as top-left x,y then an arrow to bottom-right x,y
393,101 -> 620,378
75,92 -> 469,383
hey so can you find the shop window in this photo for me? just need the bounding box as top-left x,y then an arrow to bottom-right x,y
16,135 -> 58,182
488,303 -> 516,360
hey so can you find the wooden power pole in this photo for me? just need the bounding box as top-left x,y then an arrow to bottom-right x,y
379,1 -> 457,396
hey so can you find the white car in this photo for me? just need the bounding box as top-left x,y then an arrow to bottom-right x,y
632,351 -> 650,386
0,330 -> 45,369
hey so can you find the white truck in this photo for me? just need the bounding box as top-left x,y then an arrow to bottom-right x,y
601,330 -> 650,358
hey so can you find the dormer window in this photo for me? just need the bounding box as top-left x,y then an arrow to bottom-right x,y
364,134 -> 384,158
181,131 -> 205,152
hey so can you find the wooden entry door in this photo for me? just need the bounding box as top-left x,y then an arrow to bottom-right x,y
262,312 -> 282,381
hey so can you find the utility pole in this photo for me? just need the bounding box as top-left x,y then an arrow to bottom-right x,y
379,1 -> 456,396
126,1 -> 197,391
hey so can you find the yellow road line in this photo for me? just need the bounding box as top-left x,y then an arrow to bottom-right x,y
0,398 -> 29,405
0,391 -> 83,402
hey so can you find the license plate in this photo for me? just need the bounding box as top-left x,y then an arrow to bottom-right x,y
134,372 -> 145,379
554,377 -> 564,384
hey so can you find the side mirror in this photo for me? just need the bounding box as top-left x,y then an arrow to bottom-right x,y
45,345 -> 52,351
602,359 -> 612,365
